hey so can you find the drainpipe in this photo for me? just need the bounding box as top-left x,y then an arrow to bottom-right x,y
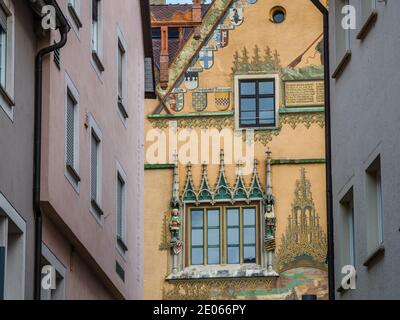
310,0 -> 335,300
33,0 -> 70,300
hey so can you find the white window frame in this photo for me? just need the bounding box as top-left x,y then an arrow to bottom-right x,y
64,73 -> 80,192
332,0 -> 351,78
88,114 -> 103,223
67,0 -> 82,36
91,0 -> 104,73
234,74 -> 280,131
0,0 -> 15,121
116,161 -> 128,254
117,28 -> 129,122
40,244 -> 66,301
0,192 -> 26,300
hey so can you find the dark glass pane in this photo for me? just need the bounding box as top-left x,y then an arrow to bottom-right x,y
207,229 -> 220,246
191,210 -> 204,227
208,247 -> 220,265
240,112 -> 257,125
227,247 -> 240,264
207,210 -> 220,227
240,98 -> 256,111
259,113 -> 275,125
240,82 -> 256,95
243,227 -> 256,245
259,81 -> 274,95
227,209 -> 239,226
243,246 -> 256,263
227,228 -> 239,245
259,98 -> 275,111
192,248 -> 204,265
192,229 -> 203,246
243,208 -> 256,225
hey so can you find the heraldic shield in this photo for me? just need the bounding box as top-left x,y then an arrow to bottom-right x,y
192,92 -> 208,112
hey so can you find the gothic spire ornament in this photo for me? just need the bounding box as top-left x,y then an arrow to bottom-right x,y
171,152 -> 181,208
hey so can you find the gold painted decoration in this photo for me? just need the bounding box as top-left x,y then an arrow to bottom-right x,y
192,92 -> 208,112
215,92 -> 231,111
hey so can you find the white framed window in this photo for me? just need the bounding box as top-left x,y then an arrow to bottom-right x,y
340,188 -> 356,267
88,114 -> 103,220
64,74 -> 80,191
91,0 -> 104,72
116,162 -> 127,253
234,74 -> 280,131
40,244 -> 66,301
332,0 -> 351,78
0,0 -> 15,121
67,0 -> 82,34
365,155 -> 384,255
0,192 -> 26,300
117,29 -> 128,120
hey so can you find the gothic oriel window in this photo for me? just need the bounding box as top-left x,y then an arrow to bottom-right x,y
189,206 -> 258,266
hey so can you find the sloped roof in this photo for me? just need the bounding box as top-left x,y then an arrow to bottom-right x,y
150,4 -> 210,22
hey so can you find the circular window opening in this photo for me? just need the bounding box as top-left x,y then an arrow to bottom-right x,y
271,7 -> 286,24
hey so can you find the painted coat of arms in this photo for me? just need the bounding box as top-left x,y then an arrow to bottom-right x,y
192,92 -> 208,112
169,93 -> 184,113
199,50 -> 214,69
215,92 -> 231,111
214,29 -> 229,48
230,7 -> 244,26
184,71 -> 199,90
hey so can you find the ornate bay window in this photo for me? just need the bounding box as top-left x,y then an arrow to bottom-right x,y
166,150 -> 278,280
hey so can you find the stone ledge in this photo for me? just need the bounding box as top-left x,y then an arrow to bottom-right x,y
166,264 -> 279,281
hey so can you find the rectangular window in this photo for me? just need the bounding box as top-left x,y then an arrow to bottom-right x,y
361,0 -> 376,24
0,6 -> 7,88
189,206 -> 258,266
90,127 -> 103,216
340,188 -> 356,267
91,0 -> 100,52
116,169 -> 127,252
238,78 -> 276,129
334,0 -> 350,67
117,34 -> 128,119
65,90 -> 80,185
366,156 -> 384,254
67,0 -> 82,31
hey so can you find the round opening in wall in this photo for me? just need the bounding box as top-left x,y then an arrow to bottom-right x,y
270,7 -> 286,24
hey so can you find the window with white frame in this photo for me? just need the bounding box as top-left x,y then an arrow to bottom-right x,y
117,35 -> 128,119
40,244 -> 66,301
67,0 -> 82,32
116,165 -> 127,252
65,76 -> 80,189
234,75 -> 279,130
91,0 -> 104,72
365,156 -> 384,255
340,188 -> 356,267
357,0 -> 377,40
0,0 -> 15,120
0,193 -> 26,300
89,116 -> 103,218
333,0 -> 351,75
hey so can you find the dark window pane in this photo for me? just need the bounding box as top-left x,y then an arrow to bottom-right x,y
208,247 -> 220,265
240,98 -> 256,111
227,228 -> 239,245
192,248 -> 204,265
207,210 -> 220,227
191,210 -> 204,227
243,246 -> 256,263
243,208 -> 256,225
259,81 -> 274,95
259,98 -> 275,112
227,209 -> 239,226
240,82 -> 256,95
243,227 -> 256,245
227,247 -> 240,264
192,229 -> 203,246
207,229 -> 220,246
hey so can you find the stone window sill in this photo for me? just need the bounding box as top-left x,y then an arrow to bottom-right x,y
166,264 -> 279,281
363,244 -> 385,268
332,50 -> 352,79
67,4 -> 83,29
92,50 -> 105,73
357,11 -> 378,41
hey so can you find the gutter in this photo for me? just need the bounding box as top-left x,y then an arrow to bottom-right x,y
310,0 -> 335,300
32,0 -> 70,300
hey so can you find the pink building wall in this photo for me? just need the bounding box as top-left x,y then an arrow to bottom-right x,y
39,0 -> 144,299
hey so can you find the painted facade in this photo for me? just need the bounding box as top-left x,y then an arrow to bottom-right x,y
145,0 -> 329,300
